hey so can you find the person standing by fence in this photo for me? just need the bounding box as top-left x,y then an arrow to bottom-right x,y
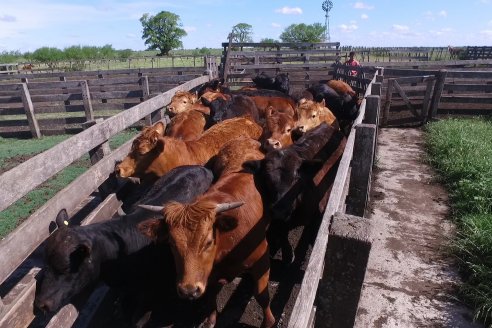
344,51 -> 361,76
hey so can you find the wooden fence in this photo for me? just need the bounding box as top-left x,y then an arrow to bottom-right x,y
220,41 -> 342,94
0,75 -> 211,328
379,61 -> 492,126
0,57 -> 219,138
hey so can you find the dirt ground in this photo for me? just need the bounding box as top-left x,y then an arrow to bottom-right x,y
354,128 -> 482,328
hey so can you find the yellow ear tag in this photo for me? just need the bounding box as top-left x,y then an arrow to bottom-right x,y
63,220 -> 69,226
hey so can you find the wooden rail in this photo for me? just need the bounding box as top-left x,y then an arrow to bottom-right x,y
287,68 -> 383,328
381,65 -> 492,125
0,60 -> 219,138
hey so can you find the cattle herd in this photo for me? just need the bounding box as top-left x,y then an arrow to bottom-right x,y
34,73 -> 361,327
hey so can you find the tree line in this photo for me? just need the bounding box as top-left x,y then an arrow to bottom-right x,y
0,10 -> 327,64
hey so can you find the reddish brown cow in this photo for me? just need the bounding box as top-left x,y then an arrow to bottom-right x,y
138,137 -> 275,328
115,117 -> 263,182
295,98 -> 339,133
166,109 -> 206,141
261,106 -> 297,151
168,90 -> 210,115
327,79 -> 357,97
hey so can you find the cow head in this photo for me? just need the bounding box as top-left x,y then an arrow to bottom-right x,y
114,122 -> 166,180
168,91 -> 199,115
274,73 -> 290,95
295,98 -> 327,133
262,106 -> 296,151
35,210 -> 98,313
138,201 -> 242,300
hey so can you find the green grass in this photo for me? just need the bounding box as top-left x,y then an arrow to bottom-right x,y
424,117 -> 492,325
0,129 -> 139,238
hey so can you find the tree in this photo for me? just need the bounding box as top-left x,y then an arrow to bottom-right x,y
260,38 -> 279,44
231,23 -> 253,43
279,23 -> 326,43
140,11 -> 187,56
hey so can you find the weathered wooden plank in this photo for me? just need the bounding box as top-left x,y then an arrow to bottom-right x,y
440,95 -> 492,103
382,79 -> 394,126
287,128 -> 357,328
345,124 -> 376,217
30,93 -> 84,102
389,75 -> 435,84
86,76 -> 141,86
315,212 -> 372,328
444,83 -> 492,92
80,80 -> 94,121
26,80 -> 83,90
20,83 -> 41,138
429,70 -> 448,119
0,268 -> 39,328
392,79 -> 420,118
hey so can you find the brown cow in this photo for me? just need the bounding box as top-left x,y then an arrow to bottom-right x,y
166,109 -> 206,141
115,117 -> 263,182
327,79 -> 357,97
168,90 -> 210,115
295,98 -> 339,133
261,106 -> 297,151
137,137 -> 275,328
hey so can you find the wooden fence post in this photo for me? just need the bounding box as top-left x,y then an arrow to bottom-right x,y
382,78 -> 394,126
370,82 -> 381,96
345,123 -> 376,218
422,78 -> 435,121
428,69 -> 447,121
315,212 -> 372,328
20,83 -> 41,138
364,95 -> 380,127
82,118 -> 117,199
80,80 -> 94,121
140,76 -> 154,125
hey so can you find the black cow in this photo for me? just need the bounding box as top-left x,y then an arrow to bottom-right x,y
252,123 -> 346,264
252,72 -> 290,95
201,94 -> 260,125
34,165 -> 214,319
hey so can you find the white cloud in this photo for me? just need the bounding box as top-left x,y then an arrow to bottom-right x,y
271,23 -> 281,28
392,24 -> 409,33
438,10 -> 447,17
353,2 -> 374,10
0,15 -> 16,22
275,6 -> 302,15
338,24 -> 358,33
184,26 -> 197,33
361,14 -> 369,20
480,30 -> 492,37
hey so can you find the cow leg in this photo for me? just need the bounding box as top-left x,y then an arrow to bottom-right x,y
251,242 -> 276,328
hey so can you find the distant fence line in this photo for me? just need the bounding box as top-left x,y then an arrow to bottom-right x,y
0,57 -> 219,138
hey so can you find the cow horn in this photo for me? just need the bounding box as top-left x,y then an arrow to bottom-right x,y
126,177 -> 141,184
215,202 -> 244,213
138,204 -> 164,213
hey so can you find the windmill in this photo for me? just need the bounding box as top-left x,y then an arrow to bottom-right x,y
322,0 -> 333,42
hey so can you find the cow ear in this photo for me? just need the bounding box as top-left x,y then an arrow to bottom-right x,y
153,121 -> 166,136
215,216 -> 238,232
154,138 -> 165,153
55,209 -> 70,229
298,98 -> 307,105
137,219 -> 167,242
266,106 -> 275,117
319,98 -> 326,107
70,242 -> 91,271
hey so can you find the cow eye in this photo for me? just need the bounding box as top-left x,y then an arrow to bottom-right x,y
286,128 -> 292,133
312,114 -> 316,118
204,239 -> 214,250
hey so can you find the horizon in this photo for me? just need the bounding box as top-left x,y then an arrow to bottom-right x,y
1,1 -> 491,53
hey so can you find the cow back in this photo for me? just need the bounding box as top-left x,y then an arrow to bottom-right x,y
166,109 -> 207,141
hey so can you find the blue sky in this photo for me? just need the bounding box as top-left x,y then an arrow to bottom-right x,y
1,0 -> 491,52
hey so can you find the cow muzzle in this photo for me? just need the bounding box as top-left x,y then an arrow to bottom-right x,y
177,283 -> 204,300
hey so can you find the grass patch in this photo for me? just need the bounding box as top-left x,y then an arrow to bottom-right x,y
424,117 -> 492,325
0,129 -> 139,238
